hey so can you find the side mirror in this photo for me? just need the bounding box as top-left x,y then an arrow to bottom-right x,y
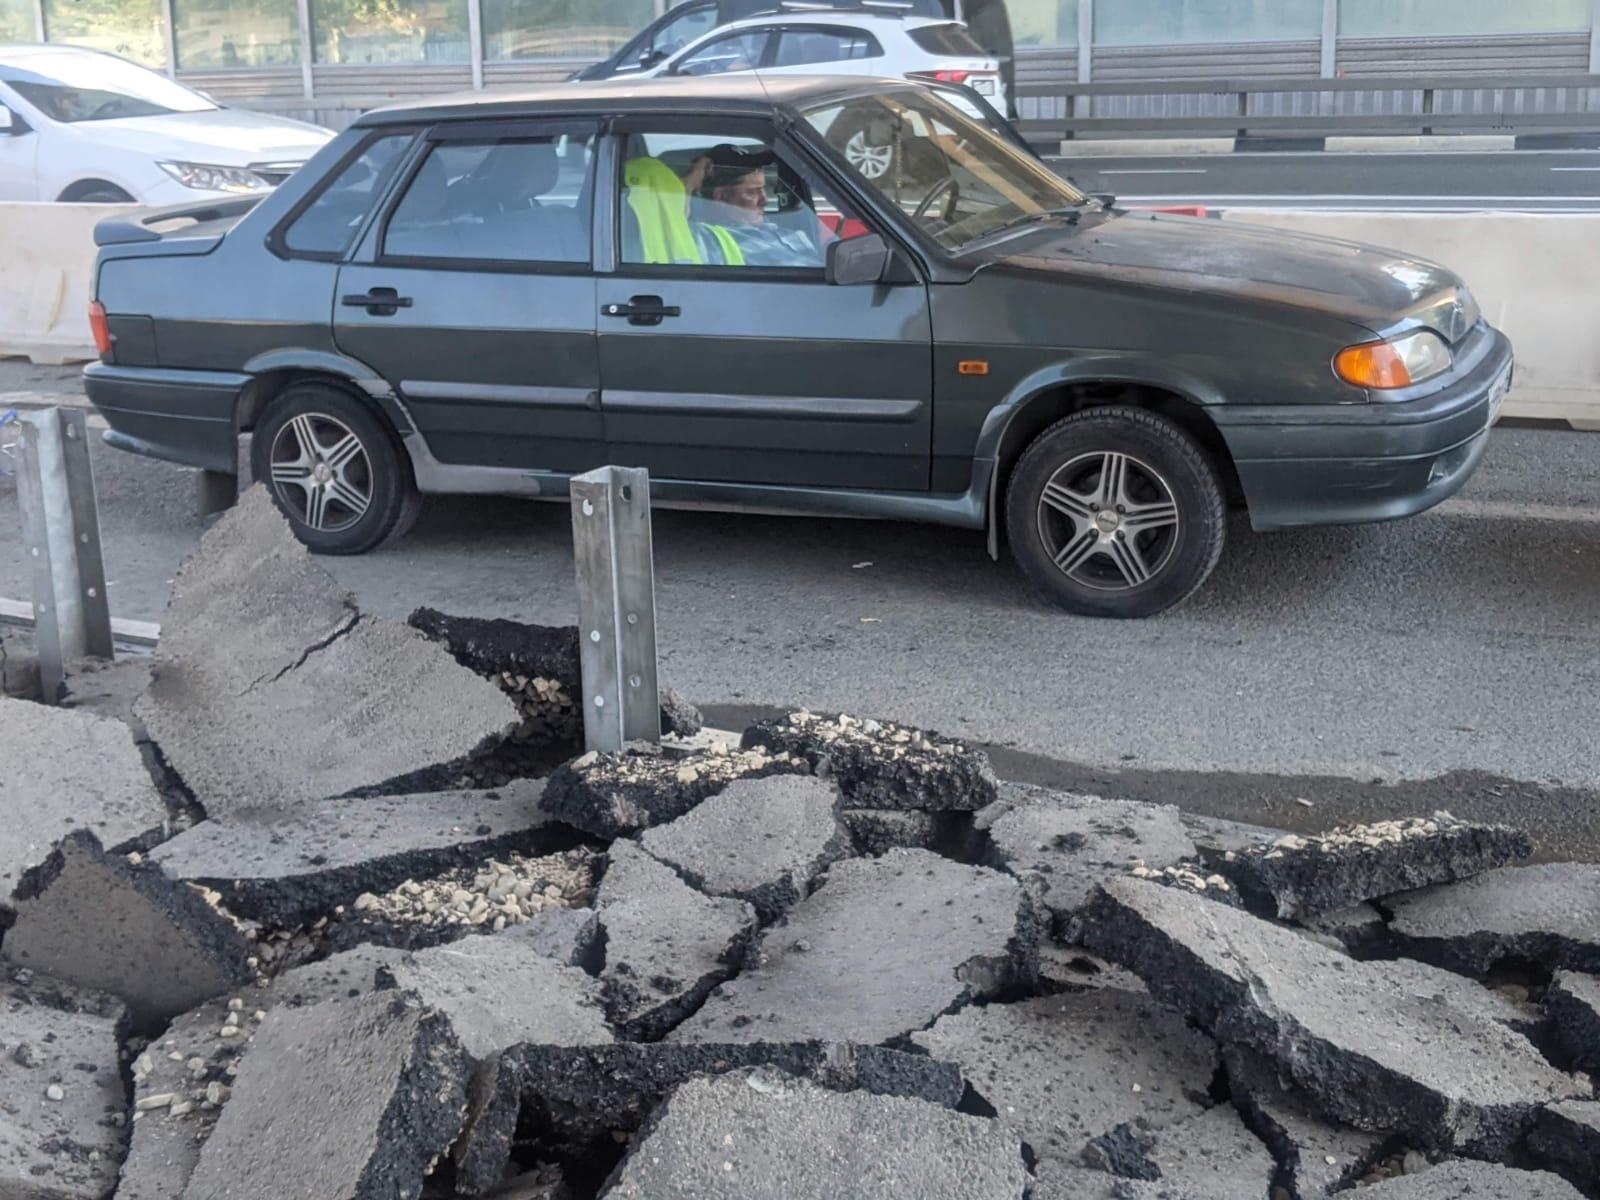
640,48 -> 667,67
1090,191 -> 1117,209
0,106 -> 20,135
826,233 -> 905,286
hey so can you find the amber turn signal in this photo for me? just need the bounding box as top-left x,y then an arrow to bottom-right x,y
1334,341 -> 1411,389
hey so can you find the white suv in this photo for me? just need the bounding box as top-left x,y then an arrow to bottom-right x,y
610,13 -> 1005,178
0,44 -> 332,203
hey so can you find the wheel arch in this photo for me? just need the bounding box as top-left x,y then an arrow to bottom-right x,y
235,349 -> 415,441
56,178 -> 135,203
979,363 -> 1244,559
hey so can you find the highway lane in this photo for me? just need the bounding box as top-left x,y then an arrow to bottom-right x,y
1044,148 -> 1600,210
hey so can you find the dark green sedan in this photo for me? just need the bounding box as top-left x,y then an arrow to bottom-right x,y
85,75 -> 1512,617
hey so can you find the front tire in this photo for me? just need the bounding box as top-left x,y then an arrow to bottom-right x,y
250,383 -> 415,555
1004,408 -> 1226,618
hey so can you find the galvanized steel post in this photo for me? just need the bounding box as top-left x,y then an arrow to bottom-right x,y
570,466 -> 660,753
14,408 -> 114,702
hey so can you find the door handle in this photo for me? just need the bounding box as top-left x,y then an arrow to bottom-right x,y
602,295 -> 681,326
341,287 -> 413,316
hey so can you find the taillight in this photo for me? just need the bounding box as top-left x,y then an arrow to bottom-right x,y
909,69 -> 971,85
88,301 -> 114,360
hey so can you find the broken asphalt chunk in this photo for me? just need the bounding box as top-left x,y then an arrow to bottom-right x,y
911,989 -> 1217,1165
1080,1105 -> 1276,1200
4,831 -> 253,1032
671,847 -> 1036,1046
1529,1101 -> 1600,1196
600,1068 -> 1029,1199
1353,1160 -> 1585,1199
1224,1045 -> 1393,1199
741,710 -> 998,811
136,486 -> 517,813
1546,971 -> 1600,1073
840,807 -> 943,855
1218,813 -> 1531,921
147,781 -> 555,927
596,840 -> 756,1040
977,784 -> 1197,938
1385,862 -> 1600,976
1081,876 -> 1584,1158
637,774 -> 850,923
542,745 -> 809,840
0,974 -> 127,1200
0,696 -> 168,907
504,1040 -> 963,1154
183,991 -> 471,1200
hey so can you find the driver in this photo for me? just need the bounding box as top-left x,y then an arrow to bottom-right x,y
682,144 -> 820,268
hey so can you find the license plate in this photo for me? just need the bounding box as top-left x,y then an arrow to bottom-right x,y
1486,365 -> 1511,428
972,78 -> 995,95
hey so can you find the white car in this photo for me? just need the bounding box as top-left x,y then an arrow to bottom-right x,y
0,44 -> 332,204
604,12 -> 1005,179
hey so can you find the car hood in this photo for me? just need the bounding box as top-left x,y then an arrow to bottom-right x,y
66,108 -> 333,166
988,212 -> 1474,340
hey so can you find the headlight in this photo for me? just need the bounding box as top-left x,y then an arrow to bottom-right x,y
157,161 -> 270,193
1333,330 -> 1452,391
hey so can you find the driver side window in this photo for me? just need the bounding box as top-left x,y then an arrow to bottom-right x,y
617,128 -> 872,272
674,31 -> 770,76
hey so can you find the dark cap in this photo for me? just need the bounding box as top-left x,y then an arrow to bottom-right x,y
703,142 -> 775,188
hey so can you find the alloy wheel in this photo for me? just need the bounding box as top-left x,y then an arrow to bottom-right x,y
268,412 -> 373,534
843,130 -> 894,180
1035,450 -> 1180,591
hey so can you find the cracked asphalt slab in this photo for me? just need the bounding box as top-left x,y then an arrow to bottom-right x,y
2,377 -> 1598,853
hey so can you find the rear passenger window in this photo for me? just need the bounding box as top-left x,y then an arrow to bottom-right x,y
773,29 -> 881,66
382,131 -> 595,265
280,132 -> 410,257
907,23 -> 987,55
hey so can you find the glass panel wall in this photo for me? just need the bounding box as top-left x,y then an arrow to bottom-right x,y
1008,0 -> 1077,50
175,0 -> 301,67
1339,0 -> 1588,36
42,0 -> 166,65
1096,0 -> 1321,46
483,0 -> 655,59
311,0 -> 470,63
0,0 -> 37,42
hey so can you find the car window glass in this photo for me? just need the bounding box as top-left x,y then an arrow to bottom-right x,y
648,4 -> 717,58
674,31 -> 768,76
773,29 -> 881,66
383,131 -> 595,264
1,52 -> 214,123
619,129 -> 872,272
281,133 -> 411,257
907,23 -> 987,55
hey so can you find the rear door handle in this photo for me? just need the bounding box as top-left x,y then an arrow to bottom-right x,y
602,295 -> 681,326
341,287 -> 413,316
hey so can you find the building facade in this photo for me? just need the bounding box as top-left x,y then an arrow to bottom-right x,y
3,0 -> 1598,122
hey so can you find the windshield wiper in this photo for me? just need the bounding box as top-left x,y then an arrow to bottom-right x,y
962,204 -> 1088,248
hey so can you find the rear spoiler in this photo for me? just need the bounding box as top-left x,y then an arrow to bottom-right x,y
93,196 -> 264,247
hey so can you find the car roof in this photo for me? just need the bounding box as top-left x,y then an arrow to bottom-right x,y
713,11 -> 954,29
358,73 -> 918,126
0,43 -> 112,64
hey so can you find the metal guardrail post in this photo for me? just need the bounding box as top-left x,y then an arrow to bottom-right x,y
570,465 -> 660,753
14,408 -> 114,701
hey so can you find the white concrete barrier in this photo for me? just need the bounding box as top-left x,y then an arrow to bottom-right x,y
0,202 -> 137,366
1224,210 -> 1600,428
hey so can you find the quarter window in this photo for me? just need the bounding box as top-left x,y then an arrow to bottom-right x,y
280,132 -> 411,257
673,31 -> 769,75
773,28 -> 881,66
383,132 -> 595,264
619,129 -> 873,272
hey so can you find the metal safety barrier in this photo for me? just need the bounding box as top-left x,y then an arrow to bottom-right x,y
1017,71 -> 1600,143
570,465 -> 661,753
13,408 -> 114,701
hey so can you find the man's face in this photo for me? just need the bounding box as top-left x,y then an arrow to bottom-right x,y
713,168 -> 768,225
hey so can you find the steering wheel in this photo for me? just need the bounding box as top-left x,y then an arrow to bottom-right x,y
87,98 -> 130,120
913,176 -> 959,223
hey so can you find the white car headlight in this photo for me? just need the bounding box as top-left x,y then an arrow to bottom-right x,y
157,161 -> 271,193
1334,329 -> 1453,391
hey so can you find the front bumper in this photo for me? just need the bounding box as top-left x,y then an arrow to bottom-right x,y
84,362 -> 247,474
1214,326 -> 1514,531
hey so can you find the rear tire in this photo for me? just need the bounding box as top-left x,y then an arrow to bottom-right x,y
1004,407 -> 1226,618
250,383 -> 415,555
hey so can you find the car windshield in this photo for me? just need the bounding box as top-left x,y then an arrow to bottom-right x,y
804,89 -> 1087,253
2,53 -> 216,123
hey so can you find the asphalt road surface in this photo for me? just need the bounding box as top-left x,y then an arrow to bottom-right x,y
1047,149 -> 1600,210
3,405 -> 1599,857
